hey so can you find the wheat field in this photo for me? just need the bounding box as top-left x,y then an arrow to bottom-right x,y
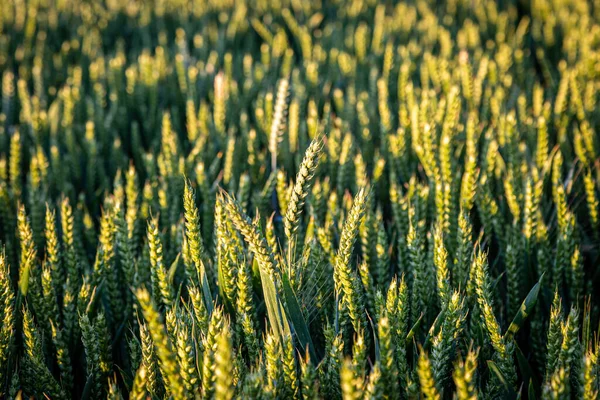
0,0 -> 600,398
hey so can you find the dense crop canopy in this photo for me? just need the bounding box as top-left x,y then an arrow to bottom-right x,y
0,0 -> 600,398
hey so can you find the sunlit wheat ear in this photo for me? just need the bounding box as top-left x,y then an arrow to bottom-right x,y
136,287 -> 186,400
417,347 -> 441,400
284,134 -> 324,247
453,347 -> 479,400
139,323 -> 159,397
269,78 -> 289,172
218,191 -> 277,277
0,251 -> 14,389
182,178 -> 213,311
214,321 -> 235,400
334,188 -> 369,335
341,357 -> 364,400
146,217 -> 174,309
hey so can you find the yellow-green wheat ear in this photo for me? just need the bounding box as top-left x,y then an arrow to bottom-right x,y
417,347 -> 441,400
136,287 -> 186,400
214,323 -> 235,400
0,250 -> 15,389
146,217 -> 174,309
284,134 -> 324,248
453,347 -> 479,400
269,77 -> 290,172
183,178 -> 211,299
334,188 -> 369,335
340,357 -> 363,400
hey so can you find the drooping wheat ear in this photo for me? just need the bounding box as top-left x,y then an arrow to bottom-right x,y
269,78 -> 289,171
284,135 -> 324,246
136,287 -> 186,400
219,190 -> 280,277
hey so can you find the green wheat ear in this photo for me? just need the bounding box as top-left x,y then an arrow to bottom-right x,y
334,188 -> 369,335
219,190 -> 291,342
183,178 -> 213,311
146,217 -> 174,309
284,134 -> 324,250
214,321 -> 235,400
136,287 -> 186,400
